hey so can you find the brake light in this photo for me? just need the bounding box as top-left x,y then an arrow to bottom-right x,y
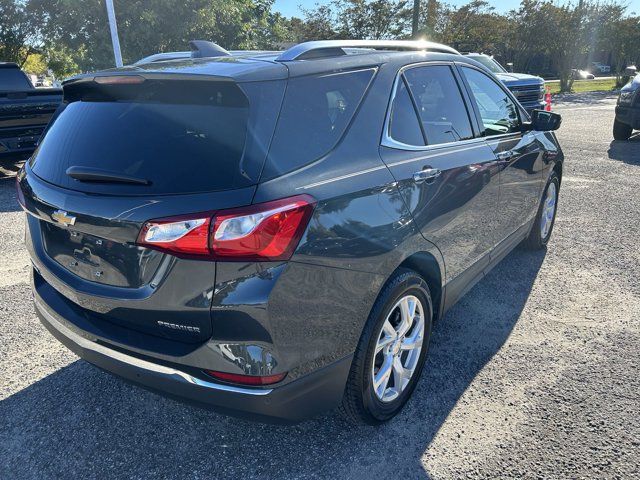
204,370 -> 287,386
94,75 -> 146,85
138,216 -> 211,257
137,195 -> 315,261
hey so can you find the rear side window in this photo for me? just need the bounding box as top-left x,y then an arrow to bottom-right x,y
31,80 -> 251,195
0,68 -> 32,90
403,65 -> 474,145
388,78 -> 425,146
262,68 -> 375,179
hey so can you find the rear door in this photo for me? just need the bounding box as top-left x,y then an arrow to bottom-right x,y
380,63 -> 500,288
458,65 -> 544,250
21,74 -> 285,343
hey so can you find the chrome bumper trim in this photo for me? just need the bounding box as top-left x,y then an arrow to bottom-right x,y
35,296 -> 273,397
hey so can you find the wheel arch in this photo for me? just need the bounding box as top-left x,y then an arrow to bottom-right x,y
397,251 -> 445,322
552,159 -> 563,186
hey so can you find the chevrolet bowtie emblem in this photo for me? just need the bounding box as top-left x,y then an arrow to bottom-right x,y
51,210 -> 76,227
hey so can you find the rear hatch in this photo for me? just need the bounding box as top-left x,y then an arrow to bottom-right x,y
22,66 -> 286,342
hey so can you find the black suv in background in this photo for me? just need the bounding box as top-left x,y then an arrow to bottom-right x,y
17,40 -> 563,424
0,63 -> 62,167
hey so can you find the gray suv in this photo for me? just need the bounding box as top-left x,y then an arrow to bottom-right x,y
17,40 -> 563,424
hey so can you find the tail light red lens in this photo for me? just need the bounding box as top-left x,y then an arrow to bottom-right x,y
137,195 -> 315,261
204,370 -> 287,386
138,216 -> 211,257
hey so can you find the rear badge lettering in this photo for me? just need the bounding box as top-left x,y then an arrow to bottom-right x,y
157,321 -> 201,333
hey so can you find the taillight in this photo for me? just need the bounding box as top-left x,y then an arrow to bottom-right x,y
137,195 -> 315,261
204,370 -> 287,386
138,216 -> 211,257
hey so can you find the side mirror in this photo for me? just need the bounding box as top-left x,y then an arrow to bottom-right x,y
529,109 -> 562,131
624,65 -> 637,76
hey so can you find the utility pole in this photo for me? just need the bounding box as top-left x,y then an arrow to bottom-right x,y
105,0 -> 123,67
412,0 -> 421,38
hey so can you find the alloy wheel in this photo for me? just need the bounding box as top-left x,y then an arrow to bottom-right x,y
371,294 -> 425,403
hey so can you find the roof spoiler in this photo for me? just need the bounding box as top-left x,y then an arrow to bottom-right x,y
189,40 -> 230,59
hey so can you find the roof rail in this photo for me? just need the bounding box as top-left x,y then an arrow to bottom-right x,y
276,40 -> 460,61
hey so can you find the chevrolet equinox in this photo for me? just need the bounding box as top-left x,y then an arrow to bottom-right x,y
17,40 -> 563,424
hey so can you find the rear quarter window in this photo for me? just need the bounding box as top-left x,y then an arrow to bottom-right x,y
262,68 -> 376,179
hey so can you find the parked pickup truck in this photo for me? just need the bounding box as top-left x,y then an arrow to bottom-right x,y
465,53 -> 546,113
0,62 -> 62,162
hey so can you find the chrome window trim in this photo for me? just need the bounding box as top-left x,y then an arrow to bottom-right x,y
381,61 -> 479,152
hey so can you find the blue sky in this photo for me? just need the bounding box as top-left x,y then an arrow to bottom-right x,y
273,0 -> 640,18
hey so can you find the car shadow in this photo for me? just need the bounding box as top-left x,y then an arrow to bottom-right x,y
0,174 -> 22,213
607,134 -> 640,165
0,249 -> 546,479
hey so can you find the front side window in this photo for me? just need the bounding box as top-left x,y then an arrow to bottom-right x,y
402,65 -> 474,145
461,67 -> 521,136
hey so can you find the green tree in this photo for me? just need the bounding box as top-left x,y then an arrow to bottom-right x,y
301,0 -> 409,40
435,1 -> 512,55
0,0 -> 44,65
30,0 -> 286,73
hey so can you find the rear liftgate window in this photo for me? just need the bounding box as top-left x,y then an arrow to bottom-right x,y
31,78 -> 251,195
262,68 -> 376,179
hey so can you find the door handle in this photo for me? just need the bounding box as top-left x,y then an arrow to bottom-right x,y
413,168 -> 441,184
496,150 -> 514,161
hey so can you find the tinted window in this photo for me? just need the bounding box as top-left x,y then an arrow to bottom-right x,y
31,81 -> 250,195
0,68 -> 32,90
462,67 -> 520,136
388,78 -> 425,146
263,68 -> 375,179
403,66 -> 474,145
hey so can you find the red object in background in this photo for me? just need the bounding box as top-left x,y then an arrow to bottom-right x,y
545,86 -> 552,111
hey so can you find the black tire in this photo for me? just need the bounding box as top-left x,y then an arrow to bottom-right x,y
522,171 -> 560,250
339,269 -> 433,425
613,118 -> 633,141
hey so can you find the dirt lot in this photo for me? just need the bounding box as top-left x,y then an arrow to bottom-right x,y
1,93 -> 638,479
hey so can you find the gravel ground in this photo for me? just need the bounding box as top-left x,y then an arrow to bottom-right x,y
1,93 -> 639,479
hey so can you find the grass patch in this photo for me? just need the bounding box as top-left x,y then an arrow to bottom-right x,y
545,78 -> 617,94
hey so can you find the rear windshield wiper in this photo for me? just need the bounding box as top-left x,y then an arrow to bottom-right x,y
66,166 -> 151,185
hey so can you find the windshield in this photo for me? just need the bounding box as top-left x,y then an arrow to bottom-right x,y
468,55 -> 506,74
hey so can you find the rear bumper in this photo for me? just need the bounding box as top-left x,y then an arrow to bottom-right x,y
615,105 -> 640,129
33,271 -> 352,424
